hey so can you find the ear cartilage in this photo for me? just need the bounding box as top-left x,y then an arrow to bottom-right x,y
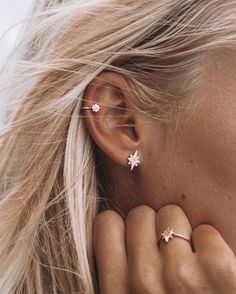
127,150 -> 140,171
82,103 -> 101,112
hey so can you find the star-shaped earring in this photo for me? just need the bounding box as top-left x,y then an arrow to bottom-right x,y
127,150 -> 140,171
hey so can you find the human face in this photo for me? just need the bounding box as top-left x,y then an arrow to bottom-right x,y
138,49 -> 236,254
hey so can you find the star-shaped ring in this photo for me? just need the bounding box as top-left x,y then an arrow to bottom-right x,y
157,227 -> 191,246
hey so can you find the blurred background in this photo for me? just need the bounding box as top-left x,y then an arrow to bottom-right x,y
0,0 -> 33,67
0,0 -> 33,129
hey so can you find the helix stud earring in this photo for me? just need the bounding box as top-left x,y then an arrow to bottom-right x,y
127,150 -> 140,171
81,103 -> 101,113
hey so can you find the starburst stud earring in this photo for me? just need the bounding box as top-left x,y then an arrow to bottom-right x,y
127,150 -> 140,171
81,103 -> 101,113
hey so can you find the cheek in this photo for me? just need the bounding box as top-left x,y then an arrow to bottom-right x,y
177,95 -> 236,190
163,101 -> 236,249
171,50 -> 236,199
139,96 -> 236,222
159,93 -> 236,222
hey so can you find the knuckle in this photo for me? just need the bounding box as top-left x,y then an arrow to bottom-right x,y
164,261 -> 195,291
130,277 -> 155,294
129,263 -> 158,294
127,205 -> 156,221
157,204 -> 184,217
199,251 -> 218,268
220,259 -> 236,277
193,224 -> 216,236
130,286 -> 153,294
94,209 -> 125,229
200,252 -> 236,277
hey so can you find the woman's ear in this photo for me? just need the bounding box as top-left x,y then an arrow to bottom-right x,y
82,71 -> 144,170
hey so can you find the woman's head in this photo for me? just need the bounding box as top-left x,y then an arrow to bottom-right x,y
0,0 -> 236,293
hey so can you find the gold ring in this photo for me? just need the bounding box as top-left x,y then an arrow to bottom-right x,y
157,227 -> 191,246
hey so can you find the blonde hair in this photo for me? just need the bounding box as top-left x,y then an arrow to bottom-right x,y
0,0 -> 236,293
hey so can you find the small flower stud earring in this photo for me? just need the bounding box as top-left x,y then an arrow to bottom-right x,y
127,150 -> 140,171
81,103 -> 101,113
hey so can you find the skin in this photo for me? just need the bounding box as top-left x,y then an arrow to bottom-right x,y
83,49 -> 236,293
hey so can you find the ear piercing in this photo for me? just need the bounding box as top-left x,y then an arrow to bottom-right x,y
82,103 -> 140,171
81,103 -> 101,113
127,150 -> 140,171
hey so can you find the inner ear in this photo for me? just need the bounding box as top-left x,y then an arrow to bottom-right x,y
82,71 -> 141,168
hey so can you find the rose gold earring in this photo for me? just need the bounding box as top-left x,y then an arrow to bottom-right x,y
81,103 -> 101,113
127,150 -> 140,171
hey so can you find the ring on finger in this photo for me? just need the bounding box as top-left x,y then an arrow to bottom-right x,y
157,226 -> 191,247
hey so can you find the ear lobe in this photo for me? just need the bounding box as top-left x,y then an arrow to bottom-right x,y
82,71 -> 141,169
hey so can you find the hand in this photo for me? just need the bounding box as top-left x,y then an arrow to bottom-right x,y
93,204 -> 236,294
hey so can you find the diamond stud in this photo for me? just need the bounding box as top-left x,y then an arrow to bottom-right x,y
127,150 -> 140,171
91,103 -> 100,112
82,103 -> 101,112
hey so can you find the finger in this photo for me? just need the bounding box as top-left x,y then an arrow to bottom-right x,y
125,205 -> 164,293
93,210 -> 129,294
156,204 -> 193,257
192,224 -> 235,258
192,224 -> 236,288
